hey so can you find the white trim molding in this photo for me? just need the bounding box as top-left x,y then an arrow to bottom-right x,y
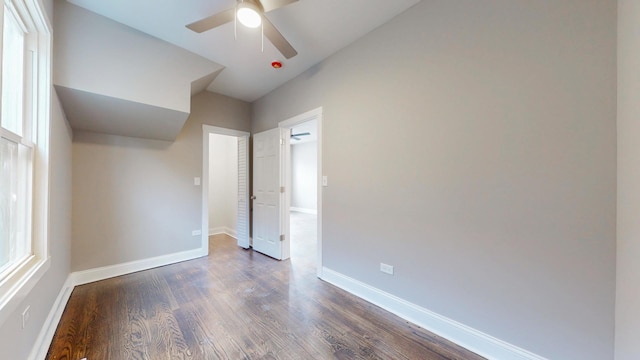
70,248 -> 207,286
209,226 -> 225,236
28,276 -> 74,360
28,246 -> 208,359
209,226 -> 237,239
28,253 -> 546,360
320,267 -> 547,360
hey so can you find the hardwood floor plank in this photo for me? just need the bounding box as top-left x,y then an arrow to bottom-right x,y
47,234 -> 485,360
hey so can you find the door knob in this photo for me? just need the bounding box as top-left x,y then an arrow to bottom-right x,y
251,195 -> 257,200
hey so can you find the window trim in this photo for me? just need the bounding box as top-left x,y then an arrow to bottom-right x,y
0,0 -> 51,326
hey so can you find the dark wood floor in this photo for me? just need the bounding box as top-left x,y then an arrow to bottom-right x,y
46,233 -> 484,360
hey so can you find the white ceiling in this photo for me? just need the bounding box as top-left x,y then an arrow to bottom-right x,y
66,0 -> 421,102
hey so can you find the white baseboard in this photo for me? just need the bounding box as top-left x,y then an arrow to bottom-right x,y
209,226 -> 237,239
209,226 -> 225,236
290,207 -> 317,215
28,276 -> 74,360
70,247 -> 207,286
29,246 -> 208,359
224,227 -> 237,239
320,267 -> 547,360
33,254 -> 543,360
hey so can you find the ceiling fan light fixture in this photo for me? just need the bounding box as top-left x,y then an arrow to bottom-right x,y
237,3 -> 262,28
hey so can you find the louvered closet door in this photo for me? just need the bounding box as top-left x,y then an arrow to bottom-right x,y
236,136 -> 250,249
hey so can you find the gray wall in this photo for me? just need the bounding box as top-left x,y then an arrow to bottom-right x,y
72,91 -> 250,271
0,89 -> 73,359
252,1 -> 617,359
291,141 -> 317,211
615,1 -> 640,359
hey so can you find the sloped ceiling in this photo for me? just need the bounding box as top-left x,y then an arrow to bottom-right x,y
53,0 -> 421,140
55,86 -> 190,141
66,0 -> 422,102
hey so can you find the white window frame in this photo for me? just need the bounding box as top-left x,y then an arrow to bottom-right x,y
0,0 -> 51,326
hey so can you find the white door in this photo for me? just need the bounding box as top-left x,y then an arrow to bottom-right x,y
252,128 -> 283,259
236,136 -> 250,248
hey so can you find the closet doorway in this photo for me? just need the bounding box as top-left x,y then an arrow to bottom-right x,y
201,125 -> 250,253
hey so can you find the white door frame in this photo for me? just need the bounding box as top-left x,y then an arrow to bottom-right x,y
279,107 -> 323,278
202,125 -> 250,253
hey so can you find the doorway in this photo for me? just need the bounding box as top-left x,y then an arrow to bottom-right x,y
289,120 -> 318,267
201,125 -> 250,253
279,107 -> 323,277
208,133 -> 238,238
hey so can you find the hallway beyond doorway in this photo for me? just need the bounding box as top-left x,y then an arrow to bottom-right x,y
290,210 -> 317,269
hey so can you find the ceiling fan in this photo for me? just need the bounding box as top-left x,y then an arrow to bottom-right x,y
291,132 -> 310,141
186,0 -> 299,59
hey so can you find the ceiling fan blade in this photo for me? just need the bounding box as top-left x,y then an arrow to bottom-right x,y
260,0 -> 298,13
291,132 -> 310,137
186,7 -> 235,33
263,17 -> 297,59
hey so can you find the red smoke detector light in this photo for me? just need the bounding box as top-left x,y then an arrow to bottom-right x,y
271,61 -> 283,69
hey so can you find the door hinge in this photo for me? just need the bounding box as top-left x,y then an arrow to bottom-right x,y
280,186 -> 285,193
280,234 -> 285,241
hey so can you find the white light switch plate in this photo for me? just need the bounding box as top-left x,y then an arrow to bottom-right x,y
322,176 -> 328,187
194,177 -> 201,186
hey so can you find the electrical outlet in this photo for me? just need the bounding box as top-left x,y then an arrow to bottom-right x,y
380,263 -> 394,275
21,306 -> 30,329
192,230 -> 202,236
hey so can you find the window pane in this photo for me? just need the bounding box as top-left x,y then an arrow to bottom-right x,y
0,137 -> 18,270
1,6 -> 25,136
0,137 -> 30,276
